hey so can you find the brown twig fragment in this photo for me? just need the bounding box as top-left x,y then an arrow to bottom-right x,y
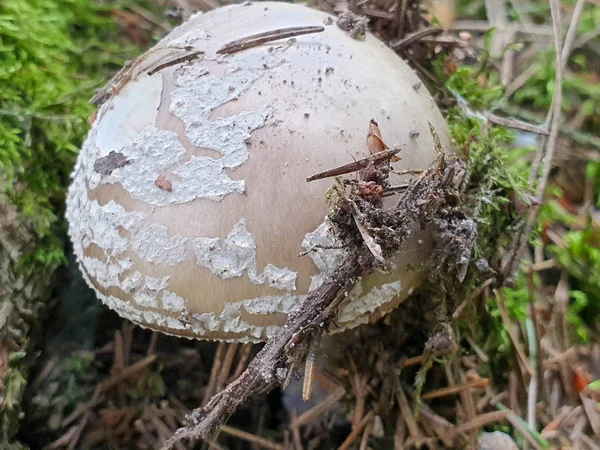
94,355 -> 157,398
203,342 -> 227,405
147,50 -> 204,76
486,112 -> 550,136
161,255 -> 364,449
350,370 -> 368,430
391,26 -> 443,50
217,26 -> 325,54
307,148 -> 400,182
495,289 -> 533,377
359,415 -> 374,450
391,169 -> 424,176
302,339 -> 319,401
229,343 -> 253,382
396,384 -> 422,439
218,343 -> 239,393
220,425 -> 285,450
290,411 -> 304,450
453,410 -> 511,434
293,388 -> 346,427
338,410 -> 375,450
421,378 -> 490,400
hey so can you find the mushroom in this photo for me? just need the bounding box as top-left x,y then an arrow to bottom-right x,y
66,2 -> 452,343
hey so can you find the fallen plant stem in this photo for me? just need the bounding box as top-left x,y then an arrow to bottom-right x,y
220,425 -> 285,450
293,388 -> 346,427
147,50 -> 204,76
94,355 -> 156,398
338,410 -> 375,450
392,27 -> 443,50
494,289 -> 533,377
160,253 -> 364,449
217,26 -> 325,54
454,410 -> 510,434
306,148 -> 400,182
486,113 -> 549,136
421,378 -> 490,400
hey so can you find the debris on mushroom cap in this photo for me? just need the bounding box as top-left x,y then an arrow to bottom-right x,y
66,2 -> 452,342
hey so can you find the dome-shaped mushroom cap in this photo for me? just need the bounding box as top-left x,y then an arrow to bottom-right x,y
66,2 -> 452,342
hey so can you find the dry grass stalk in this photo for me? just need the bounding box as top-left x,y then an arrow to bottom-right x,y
453,410 -> 511,434
421,378 -> 490,400
395,383 -> 422,441
203,342 -> 227,405
337,410 -> 374,450
290,411 -> 305,450
220,424 -> 285,450
293,388 -> 346,428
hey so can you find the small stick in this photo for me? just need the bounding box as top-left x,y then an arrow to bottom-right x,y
486,112 -> 549,136
398,355 -> 425,368
220,425 -> 285,450
112,330 -> 126,401
382,184 -> 410,197
90,60 -> 134,106
298,244 -> 345,257
67,411 -> 91,450
217,26 -> 325,54
95,355 -> 157,397
229,343 -> 253,382
294,388 -> 346,427
453,410 -> 511,434
392,26 -> 443,50
359,416 -> 374,450
338,410 -> 375,450
302,356 -> 317,402
217,343 -> 239,393
421,378 -> 490,400
351,371 -> 367,430
146,331 -> 159,356
451,277 -> 495,320
396,384 -> 422,438
203,342 -> 227,405
290,411 -> 305,450
147,50 -> 204,76
302,336 -> 321,401
307,148 -> 400,182
391,169 -> 425,176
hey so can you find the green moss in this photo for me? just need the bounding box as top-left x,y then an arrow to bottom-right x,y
430,62 -> 533,376
0,1 -> 142,445
0,0 -> 139,273
444,66 -> 530,263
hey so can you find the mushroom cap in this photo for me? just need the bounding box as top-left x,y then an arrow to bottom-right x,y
66,2 -> 452,342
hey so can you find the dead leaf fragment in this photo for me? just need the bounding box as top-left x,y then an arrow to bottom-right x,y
367,119 -> 400,161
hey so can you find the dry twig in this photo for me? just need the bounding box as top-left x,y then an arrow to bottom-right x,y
391,26 -> 443,50
217,26 -> 325,54
161,138 -> 467,449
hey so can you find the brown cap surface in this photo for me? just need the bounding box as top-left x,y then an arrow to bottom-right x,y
66,2 -> 452,342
